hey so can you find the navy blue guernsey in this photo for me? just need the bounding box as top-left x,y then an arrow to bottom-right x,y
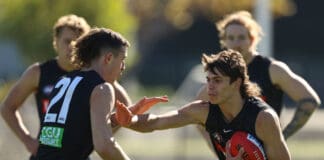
248,55 -> 284,115
35,59 -> 69,122
36,70 -> 105,160
205,97 -> 269,160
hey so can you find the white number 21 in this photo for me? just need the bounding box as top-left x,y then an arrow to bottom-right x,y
44,76 -> 83,124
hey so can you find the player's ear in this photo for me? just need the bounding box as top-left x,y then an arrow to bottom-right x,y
104,52 -> 113,64
249,35 -> 256,48
234,78 -> 242,89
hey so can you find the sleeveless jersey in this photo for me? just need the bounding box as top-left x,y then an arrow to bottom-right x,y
35,59 -> 68,122
36,70 -> 105,160
205,97 -> 269,160
248,55 -> 284,115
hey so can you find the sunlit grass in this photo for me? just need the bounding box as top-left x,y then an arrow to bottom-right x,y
113,126 -> 324,160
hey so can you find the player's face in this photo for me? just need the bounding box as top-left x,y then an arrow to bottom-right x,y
54,27 -> 80,66
206,69 -> 236,104
106,47 -> 128,81
223,24 -> 253,57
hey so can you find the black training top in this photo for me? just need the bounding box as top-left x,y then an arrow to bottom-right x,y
36,70 -> 105,160
35,59 -> 69,122
248,55 -> 284,115
205,97 -> 269,160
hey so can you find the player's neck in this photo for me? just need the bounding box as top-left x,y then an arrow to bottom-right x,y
219,94 -> 244,122
87,64 -> 115,83
244,51 -> 258,65
56,57 -> 75,72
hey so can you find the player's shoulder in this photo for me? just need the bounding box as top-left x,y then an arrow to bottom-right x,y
180,100 -> 210,122
20,62 -> 41,80
269,59 -> 291,73
255,107 -> 282,141
269,59 -> 295,85
256,108 -> 280,127
92,82 -> 115,96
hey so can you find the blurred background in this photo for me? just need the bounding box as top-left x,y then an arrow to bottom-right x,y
0,0 -> 323,159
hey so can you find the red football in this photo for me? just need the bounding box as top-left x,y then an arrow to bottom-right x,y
229,131 -> 266,160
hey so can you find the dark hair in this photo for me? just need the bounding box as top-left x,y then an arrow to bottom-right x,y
72,28 -> 130,68
202,49 -> 261,98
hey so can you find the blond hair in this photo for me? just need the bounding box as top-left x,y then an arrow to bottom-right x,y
52,14 -> 91,50
216,11 -> 263,50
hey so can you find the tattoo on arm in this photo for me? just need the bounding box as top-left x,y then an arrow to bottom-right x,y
283,98 -> 320,139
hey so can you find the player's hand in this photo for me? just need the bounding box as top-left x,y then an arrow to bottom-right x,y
115,100 -> 133,126
130,96 -> 169,114
225,140 -> 244,160
24,135 -> 39,156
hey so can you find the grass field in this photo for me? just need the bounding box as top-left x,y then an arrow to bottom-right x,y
0,96 -> 323,160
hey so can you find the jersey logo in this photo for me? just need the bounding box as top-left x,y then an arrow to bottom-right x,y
223,129 -> 233,133
39,126 -> 64,148
43,85 -> 54,96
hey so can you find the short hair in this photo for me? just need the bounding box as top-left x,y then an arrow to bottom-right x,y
216,10 -> 263,49
53,14 -> 90,39
72,28 -> 130,68
201,49 -> 261,98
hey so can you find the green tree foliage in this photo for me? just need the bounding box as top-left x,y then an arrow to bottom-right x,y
128,0 -> 296,30
0,0 -> 137,63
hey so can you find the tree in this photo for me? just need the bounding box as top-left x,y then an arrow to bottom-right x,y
0,0 -> 137,64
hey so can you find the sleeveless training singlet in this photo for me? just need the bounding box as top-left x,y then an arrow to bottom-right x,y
36,70 -> 105,160
248,55 -> 284,115
205,97 -> 269,160
35,59 -> 68,122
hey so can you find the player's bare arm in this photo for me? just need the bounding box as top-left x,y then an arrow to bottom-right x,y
0,63 -> 41,155
270,61 -> 321,139
90,83 -> 130,160
256,108 -> 291,160
119,100 -> 209,132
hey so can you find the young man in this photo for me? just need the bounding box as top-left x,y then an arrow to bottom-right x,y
0,15 -> 131,159
116,50 -> 291,160
197,10 -> 321,140
34,28 -> 130,160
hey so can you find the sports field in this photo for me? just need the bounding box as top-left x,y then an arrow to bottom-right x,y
0,97 -> 323,160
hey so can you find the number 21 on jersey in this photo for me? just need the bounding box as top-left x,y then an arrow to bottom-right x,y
44,76 -> 83,124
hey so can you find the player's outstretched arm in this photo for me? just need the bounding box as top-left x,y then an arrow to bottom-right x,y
0,63 -> 40,156
116,100 -> 209,133
270,61 -> 321,139
256,109 -> 291,160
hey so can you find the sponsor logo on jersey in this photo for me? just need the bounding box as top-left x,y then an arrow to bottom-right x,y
223,129 -> 233,133
43,85 -> 54,96
39,126 -> 64,148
